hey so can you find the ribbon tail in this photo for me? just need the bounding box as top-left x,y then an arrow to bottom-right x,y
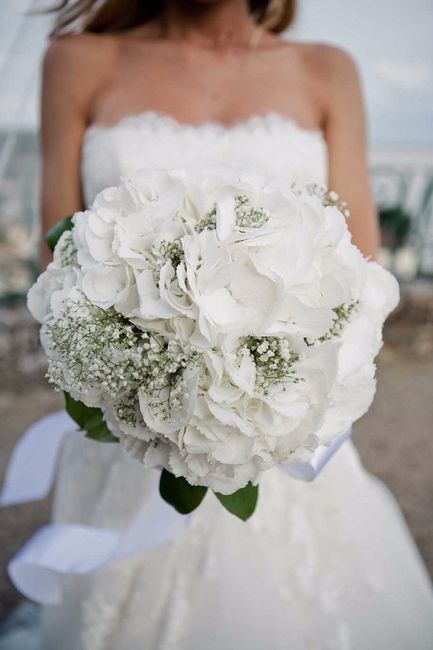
7,484 -> 191,605
281,428 -> 352,481
8,523 -> 120,605
0,410 -> 75,506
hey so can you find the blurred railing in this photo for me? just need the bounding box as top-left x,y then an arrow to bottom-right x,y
372,154 -> 433,281
0,130 -> 39,304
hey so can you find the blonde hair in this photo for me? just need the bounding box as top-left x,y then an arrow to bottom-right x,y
48,0 -> 297,37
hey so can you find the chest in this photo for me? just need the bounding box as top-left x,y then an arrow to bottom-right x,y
92,43 -> 320,128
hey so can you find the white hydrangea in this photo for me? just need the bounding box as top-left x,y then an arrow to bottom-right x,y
28,168 -> 399,494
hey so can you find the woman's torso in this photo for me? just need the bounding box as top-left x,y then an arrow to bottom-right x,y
76,30 -> 329,205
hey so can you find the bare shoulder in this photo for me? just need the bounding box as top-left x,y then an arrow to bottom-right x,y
295,42 -> 364,122
42,33 -> 121,114
273,40 -> 361,94
44,32 -> 119,74
300,42 -> 361,87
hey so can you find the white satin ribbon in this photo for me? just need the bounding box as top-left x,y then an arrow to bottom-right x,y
1,410 -> 351,605
0,410 -> 75,506
7,486 -> 190,605
281,427 -> 352,481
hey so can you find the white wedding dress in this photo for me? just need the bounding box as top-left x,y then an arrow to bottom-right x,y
42,112 -> 433,650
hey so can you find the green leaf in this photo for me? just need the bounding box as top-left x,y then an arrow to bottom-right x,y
215,482 -> 259,521
85,421 -> 119,443
64,392 -> 97,429
159,469 -> 207,515
64,392 -> 118,443
46,215 -> 74,252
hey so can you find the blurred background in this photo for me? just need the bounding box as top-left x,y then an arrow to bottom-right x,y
0,0 -> 432,644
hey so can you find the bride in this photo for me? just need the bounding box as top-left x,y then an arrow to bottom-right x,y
35,0 -> 433,648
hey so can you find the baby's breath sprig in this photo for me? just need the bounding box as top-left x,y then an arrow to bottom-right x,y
196,194 -> 270,233
43,293 -> 201,424
323,190 -> 350,218
234,194 -> 270,229
55,230 -> 77,268
139,336 -> 201,422
113,391 -> 142,426
149,238 -> 185,289
238,335 -> 301,395
196,205 -> 217,233
44,300 -> 141,395
306,183 -> 351,218
321,300 -> 359,340
305,300 -> 359,346
157,239 -> 184,269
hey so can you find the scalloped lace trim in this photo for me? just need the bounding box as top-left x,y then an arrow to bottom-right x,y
85,109 -> 325,141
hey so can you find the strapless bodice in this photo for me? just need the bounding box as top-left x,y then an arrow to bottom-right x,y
81,111 -> 328,206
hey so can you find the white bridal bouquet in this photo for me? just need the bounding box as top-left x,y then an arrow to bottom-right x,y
28,168 -> 399,519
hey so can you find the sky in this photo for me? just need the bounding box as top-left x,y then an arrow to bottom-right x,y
291,0 -> 433,150
0,0 -> 432,151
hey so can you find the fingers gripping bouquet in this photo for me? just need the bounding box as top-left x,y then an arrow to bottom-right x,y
28,169 -> 399,520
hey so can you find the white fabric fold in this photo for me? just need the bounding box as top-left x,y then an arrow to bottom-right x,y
0,410 -> 75,506
8,524 -> 119,605
8,487 -> 190,605
281,428 -> 352,481
1,410 -> 350,605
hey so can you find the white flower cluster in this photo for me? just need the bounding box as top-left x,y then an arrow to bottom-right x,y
28,169 -> 399,493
